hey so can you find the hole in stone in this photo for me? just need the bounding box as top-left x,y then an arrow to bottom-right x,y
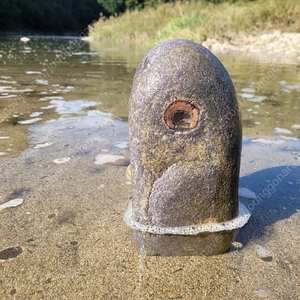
164,101 -> 200,131
171,111 -> 192,128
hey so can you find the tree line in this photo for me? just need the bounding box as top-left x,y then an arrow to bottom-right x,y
97,0 -> 250,15
0,0 -> 105,34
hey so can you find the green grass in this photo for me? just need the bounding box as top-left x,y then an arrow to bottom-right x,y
89,0 -> 300,46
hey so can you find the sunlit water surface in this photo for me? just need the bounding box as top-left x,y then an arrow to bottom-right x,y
0,36 -> 299,299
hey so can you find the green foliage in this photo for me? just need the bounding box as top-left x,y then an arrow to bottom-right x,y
97,0 -> 126,15
144,0 -> 175,8
90,0 -> 300,45
95,0 -> 252,17
0,0 -> 104,33
0,0 -> 21,30
96,0 -> 177,15
126,0 -> 145,11
155,14 -> 202,42
203,0 -> 244,3
97,0 -> 145,15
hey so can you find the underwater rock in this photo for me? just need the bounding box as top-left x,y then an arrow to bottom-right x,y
0,247 -> 23,260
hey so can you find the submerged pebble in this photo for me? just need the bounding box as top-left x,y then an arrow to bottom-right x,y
232,241 -> 243,249
256,245 -> 272,259
94,154 -> 125,165
53,157 -> 70,164
253,289 -> 270,298
0,198 -> 24,211
33,141 -> 54,149
115,141 -> 129,149
0,247 -> 23,260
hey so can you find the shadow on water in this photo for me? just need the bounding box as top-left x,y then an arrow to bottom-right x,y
237,166 -> 300,246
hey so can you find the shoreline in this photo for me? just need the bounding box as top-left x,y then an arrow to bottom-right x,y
86,30 -> 300,64
202,31 -> 300,61
2,30 -> 300,63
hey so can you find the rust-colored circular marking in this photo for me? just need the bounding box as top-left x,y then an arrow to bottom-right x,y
164,101 -> 200,131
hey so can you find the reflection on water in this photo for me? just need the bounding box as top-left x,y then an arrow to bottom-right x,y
0,36 -> 141,158
219,53 -> 300,140
0,36 -> 299,299
0,36 -> 299,159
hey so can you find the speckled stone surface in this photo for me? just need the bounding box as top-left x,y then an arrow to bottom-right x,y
129,39 -> 242,234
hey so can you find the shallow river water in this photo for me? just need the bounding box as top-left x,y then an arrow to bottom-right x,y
0,36 -> 299,299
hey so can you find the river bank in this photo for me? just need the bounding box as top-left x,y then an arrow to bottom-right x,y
202,31 -> 300,60
85,31 -> 300,64
89,0 -> 300,61
89,0 -> 300,44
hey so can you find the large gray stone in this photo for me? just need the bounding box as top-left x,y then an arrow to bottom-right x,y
127,39 -> 242,256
